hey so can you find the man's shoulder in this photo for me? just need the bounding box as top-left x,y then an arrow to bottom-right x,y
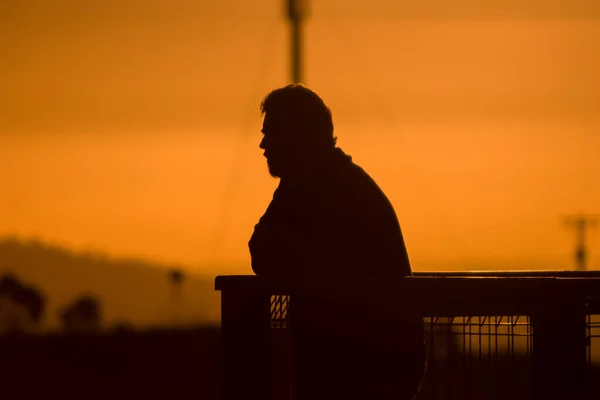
336,155 -> 391,204
288,148 -> 394,213
320,149 -> 376,186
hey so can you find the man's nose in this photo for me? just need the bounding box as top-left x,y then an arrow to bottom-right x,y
259,136 -> 266,150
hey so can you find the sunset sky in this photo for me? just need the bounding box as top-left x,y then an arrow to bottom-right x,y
1,0 -> 599,276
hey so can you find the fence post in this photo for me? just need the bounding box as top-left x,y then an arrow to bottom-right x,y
531,292 -> 588,400
221,288 -> 271,400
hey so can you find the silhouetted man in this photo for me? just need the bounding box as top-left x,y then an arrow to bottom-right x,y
249,85 -> 426,400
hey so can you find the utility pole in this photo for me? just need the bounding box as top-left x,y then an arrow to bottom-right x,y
168,269 -> 185,325
287,0 -> 308,83
563,214 -> 599,271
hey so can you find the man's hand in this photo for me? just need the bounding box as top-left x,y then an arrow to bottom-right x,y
250,222 -> 309,253
249,222 -> 297,275
250,221 -> 328,269
249,223 -> 277,250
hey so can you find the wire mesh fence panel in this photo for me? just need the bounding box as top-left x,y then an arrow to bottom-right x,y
587,295 -> 600,400
270,295 -> 293,400
416,316 -> 532,400
264,293 -> 600,400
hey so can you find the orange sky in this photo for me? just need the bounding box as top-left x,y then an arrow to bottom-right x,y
1,0 -> 599,276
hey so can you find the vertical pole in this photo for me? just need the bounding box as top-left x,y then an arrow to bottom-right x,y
169,269 -> 184,326
531,284 -> 588,400
221,289 -> 271,400
576,219 -> 586,271
291,15 -> 302,83
564,215 -> 598,271
287,0 -> 306,83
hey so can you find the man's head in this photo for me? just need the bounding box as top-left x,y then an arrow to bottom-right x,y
259,85 -> 336,178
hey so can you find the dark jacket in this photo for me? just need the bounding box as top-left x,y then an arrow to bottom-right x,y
250,147 -> 411,278
249,147 -> 425,399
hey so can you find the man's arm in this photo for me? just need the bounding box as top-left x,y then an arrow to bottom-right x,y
249,220 -> 328,276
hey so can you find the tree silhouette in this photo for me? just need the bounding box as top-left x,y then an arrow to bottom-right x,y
60,294 -> 103,333
0,274 -> 45,334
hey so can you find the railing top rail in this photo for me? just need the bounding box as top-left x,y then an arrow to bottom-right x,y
413,270 -> 600,277
215,274 -> 600,297
216,274 -> 600,315
216,271 -> 600,289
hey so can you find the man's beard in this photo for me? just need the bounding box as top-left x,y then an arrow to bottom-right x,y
267,159 -> 282,178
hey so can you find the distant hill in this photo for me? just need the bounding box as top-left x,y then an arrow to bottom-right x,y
0,236 -> 220,330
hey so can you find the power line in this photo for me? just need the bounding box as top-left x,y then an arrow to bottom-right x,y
209,0 -> 309,265
325,8 -> 475,265
207,17 -> 280,266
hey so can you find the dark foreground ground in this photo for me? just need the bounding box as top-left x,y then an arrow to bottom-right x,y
0,327 -> 221,399
1,327 -> 598,399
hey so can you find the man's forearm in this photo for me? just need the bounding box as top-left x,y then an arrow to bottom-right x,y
249,221 -> 316,276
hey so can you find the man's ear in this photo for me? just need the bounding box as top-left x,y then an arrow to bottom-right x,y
288,125 -> 308,146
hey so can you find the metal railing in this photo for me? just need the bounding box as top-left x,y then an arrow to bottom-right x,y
216,271 -> 600,400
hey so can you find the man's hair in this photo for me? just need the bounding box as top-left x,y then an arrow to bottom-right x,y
260,84 -> 337,147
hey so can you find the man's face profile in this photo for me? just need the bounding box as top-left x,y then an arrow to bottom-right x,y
260,112 -> 296,178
